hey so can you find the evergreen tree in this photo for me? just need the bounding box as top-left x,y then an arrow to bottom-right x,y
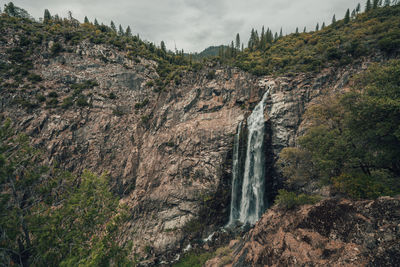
160,40 -> 166,53
274,32 -> 278,41
94,18 -> 99,26
279,27 -> 283,38
84,16 -> 89,23
125,26 -> 132,37
43,9 -> 51,24
316,23 -> 319,31
322,22 -> 326,29
344,8 -> 350,23
118,24 -> 124,35
366,0 -> 372,11
373,0 -> 379,8
295,27 -> 299,34
241,43 -> 244,51
4,2 -> 16,16
235,33 -> 241,50
384,0 -> 391,6
110,20 -> 116,32
303,26 -> 306,33
332,14 -> 337,24
351,9 -> 356,18
356,3 -> 362,13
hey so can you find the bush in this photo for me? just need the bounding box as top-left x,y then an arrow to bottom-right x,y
332,172 -> 400,199
27,73 -> 42,83
61,97 -> 73,109
108,92 -> 117,99
48,91 -> 58,98
76,94 -> 88,107
206,70 -> 216,80
275,190 -> 321,209
50,42 -> 63,56
173,251 -> 215,267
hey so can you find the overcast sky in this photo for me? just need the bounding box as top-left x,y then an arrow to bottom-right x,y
2,0 -> 362,52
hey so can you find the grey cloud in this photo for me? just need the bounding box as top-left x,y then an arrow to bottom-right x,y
3,0 -> 361,52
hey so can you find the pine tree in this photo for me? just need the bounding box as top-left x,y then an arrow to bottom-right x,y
295,27 -> 299,34
351,9 -> 356,18
303,26 -> 306,33
332,14 -> 337,25
235,33 -> 241,50
43,9 -> 51,24
110,21 -> 116,32
274,32 -> 278,41
366,0 -> 372,11
94,18 -> 99,26
316,23 -> 319,31
322,22 -> 326,29
384,0 -> 391,6
118,24 -> 124,35
344,8 -> 350,23
160,41 -> 166,53
356,3 -> 361,13
125,26 -> 132,37
279,27 -> 283,38
373,0 -> 379,8
84,16 -> 89,23
241,43 -> 244,51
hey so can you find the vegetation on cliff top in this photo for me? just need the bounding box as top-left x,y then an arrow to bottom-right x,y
218,2 -> 400,76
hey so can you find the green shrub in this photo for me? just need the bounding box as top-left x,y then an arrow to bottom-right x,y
50,42 -> 63,56
76,94 -> 89,107
35,94 -> 46,102
332,172 -> 400,199
173,251 -> 215,267
108,92 -> 117,99
275,190 -> 321,209
206,70 -> 216,80
27,73 -> 42,83
61,97 -> 73,109
48,91 -> 58,98
46,98 -> 58,108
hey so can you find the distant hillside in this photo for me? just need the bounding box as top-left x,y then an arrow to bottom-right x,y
189,45 -> 228,61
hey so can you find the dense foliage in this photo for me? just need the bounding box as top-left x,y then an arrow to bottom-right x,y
0,120 -> 132,266
224,4 -> 400,76
278,60 -> 400,200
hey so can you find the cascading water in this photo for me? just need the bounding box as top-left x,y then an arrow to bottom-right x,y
228,89 -> 270,226
227,122 -> 243,226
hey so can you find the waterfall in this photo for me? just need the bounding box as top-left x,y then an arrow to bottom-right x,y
228,89 -> 270,226
227,122 -> 243,226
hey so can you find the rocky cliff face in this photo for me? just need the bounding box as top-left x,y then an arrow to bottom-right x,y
0,33 -> 381,263
206,196 -> 400,267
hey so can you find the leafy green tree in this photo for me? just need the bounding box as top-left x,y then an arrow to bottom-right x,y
344,8 -> 351,23
43,9 -> 51,23
278,60 -> 400,199
4,2 -> 30,18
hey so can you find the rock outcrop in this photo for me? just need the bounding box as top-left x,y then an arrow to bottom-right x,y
0,31 -> 385,263
206,196 -> 400,267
